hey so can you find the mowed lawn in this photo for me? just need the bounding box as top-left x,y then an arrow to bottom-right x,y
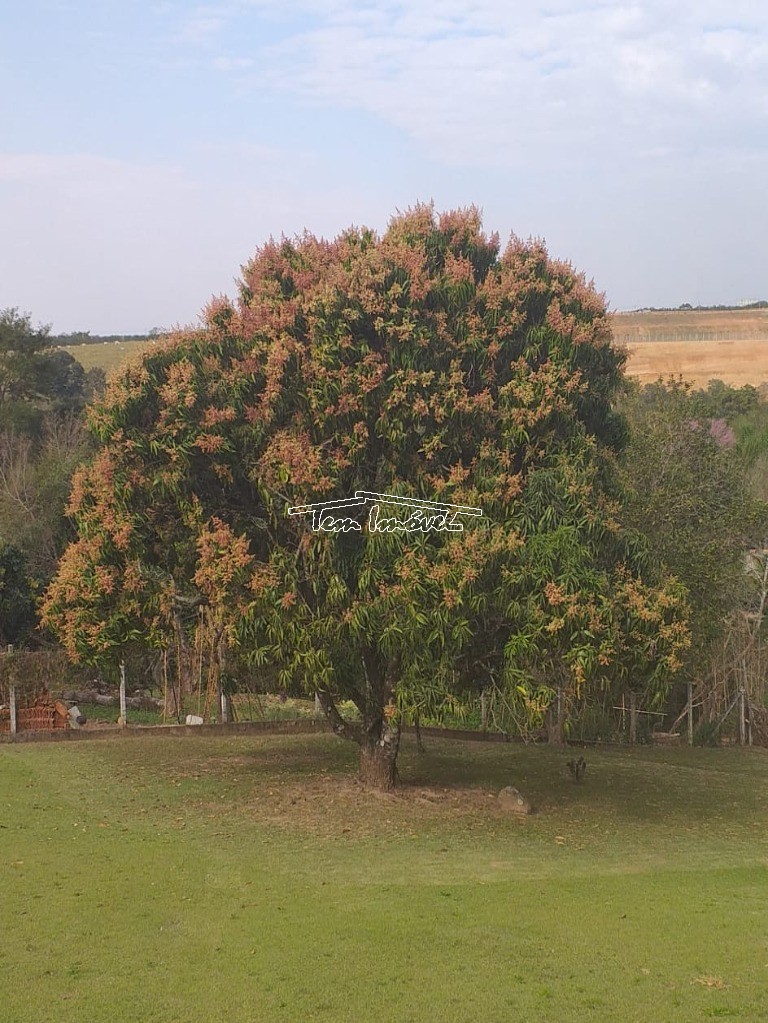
2,733 -> 767,1022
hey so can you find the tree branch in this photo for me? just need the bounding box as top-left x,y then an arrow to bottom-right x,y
315,687 -> 361,743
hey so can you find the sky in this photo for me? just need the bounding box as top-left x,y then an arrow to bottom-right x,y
1,0 -> 766,334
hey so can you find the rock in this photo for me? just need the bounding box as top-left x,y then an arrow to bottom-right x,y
185,714 -> 204,726
498,786 -> 533,814
68,705 -> 85,729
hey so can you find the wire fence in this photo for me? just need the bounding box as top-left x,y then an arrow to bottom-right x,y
615,328 -> 768,345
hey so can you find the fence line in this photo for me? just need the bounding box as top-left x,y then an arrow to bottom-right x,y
616,329 -> 768,345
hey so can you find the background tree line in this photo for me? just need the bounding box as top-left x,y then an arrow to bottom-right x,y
0,307 -> 104,645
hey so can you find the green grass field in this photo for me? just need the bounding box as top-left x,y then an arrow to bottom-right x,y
2,734 -> 767,1022
57,339 -> 153,373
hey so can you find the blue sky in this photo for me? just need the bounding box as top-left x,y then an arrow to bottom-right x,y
1,0 -> 766,333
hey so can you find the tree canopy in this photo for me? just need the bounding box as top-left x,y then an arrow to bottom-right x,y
620,378 -> 767,680
43,206 -> 688,786
0,307 -> 94,436
0,542 -> 36,647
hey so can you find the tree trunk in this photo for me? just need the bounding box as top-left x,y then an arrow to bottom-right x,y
414,713 -> 426,754
173,612 -> 195,721
163,674 -> 179,721
63,691 -> 163,711
315,663 -> 402,791
546,685 -> 565,745
629,691 -> 638,745
358,721 -> 401,790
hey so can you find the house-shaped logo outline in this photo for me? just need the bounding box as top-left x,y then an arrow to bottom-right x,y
287,491 -> 483,533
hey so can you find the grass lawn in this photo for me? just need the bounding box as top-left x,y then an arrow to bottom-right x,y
57,340 -> 153,373
1,733 -> 767,1022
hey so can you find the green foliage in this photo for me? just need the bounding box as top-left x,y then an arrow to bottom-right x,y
40,349 -> 88,409
0,543 -> 36,647
0,309 -> 50,435
84,366 -> 107,401
0,308 -> 51,406
43,207 -> 688,773
0,647 -> 91,695
619,378 -> 768,678
693,718 -> 722,747
0,308 -> 91,436
730,400 -> 768,503
687,379 -> 760,423
0,310 -> 98,633
564,700 -> 619,743
76,701 -> 161,725
0,413 -> 91,585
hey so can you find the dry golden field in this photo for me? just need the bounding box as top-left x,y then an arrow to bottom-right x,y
623,339 -> 768,388
613,309 -> 768,387
611,308 -> 768,345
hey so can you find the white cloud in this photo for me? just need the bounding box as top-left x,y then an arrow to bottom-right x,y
212,0 -> 768,170
176,6 -> 228,47
3,1 -> 767,328
212,55 -> 254,70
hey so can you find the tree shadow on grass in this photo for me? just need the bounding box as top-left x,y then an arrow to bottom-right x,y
94,731 -> 768,840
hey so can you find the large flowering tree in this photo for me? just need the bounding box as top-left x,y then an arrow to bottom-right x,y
43,206 -> 688,787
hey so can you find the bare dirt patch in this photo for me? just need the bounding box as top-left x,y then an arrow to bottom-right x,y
239,774 -> 503,839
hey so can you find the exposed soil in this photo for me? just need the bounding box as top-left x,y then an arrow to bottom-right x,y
252,776 -> 506,838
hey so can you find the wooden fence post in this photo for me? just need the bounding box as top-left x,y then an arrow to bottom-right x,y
119,661 -> 127,728
629,691 -> 637,745
6,645 -> 16,735
738,688 -> 746,746
480,689 -> 487,732
215,675 -> 223,724
687,682 -> 693,746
